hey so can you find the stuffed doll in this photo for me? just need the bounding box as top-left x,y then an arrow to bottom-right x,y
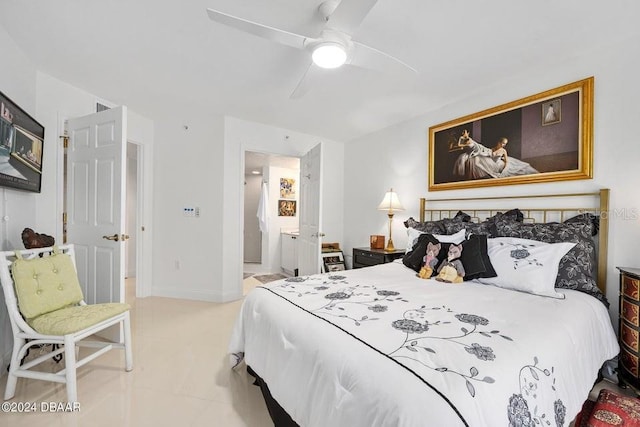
418,242 -> 441,279
435,243 -> 465,283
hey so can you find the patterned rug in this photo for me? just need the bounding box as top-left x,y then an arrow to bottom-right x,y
253,274 -> 287,284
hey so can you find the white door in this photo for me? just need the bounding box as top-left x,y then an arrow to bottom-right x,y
66,106 -> 127,309
298,143 -> 323,275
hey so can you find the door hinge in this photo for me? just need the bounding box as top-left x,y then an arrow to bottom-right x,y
62,212 -> 67,244
60,135 -> 69,148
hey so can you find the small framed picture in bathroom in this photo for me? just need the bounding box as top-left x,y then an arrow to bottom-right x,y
278,199 -> 297,216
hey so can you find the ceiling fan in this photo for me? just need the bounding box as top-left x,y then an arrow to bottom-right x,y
206,0 -> 417,98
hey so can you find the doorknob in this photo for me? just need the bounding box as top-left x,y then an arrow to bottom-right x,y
102,234 -> 130,242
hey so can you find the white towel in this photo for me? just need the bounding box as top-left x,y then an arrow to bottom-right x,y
257,181 -> 269,233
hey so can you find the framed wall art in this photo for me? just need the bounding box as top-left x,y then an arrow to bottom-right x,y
280,177 -> 296,199
428,77 -> 593,191
278,199 -> 297,216
0,90 -> 45,193
321,251 -> 345,273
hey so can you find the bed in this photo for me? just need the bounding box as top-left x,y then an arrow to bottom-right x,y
229,189 -> 619,427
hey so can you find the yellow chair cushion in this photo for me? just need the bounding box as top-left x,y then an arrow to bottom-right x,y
28,303 -> 130,335
11,252 -> 84,320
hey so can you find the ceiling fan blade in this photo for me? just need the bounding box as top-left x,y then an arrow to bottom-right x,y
327,0 -> 379,34
206,8 -> 310,50
290,63 -> 322,99
350,41 -> 418,76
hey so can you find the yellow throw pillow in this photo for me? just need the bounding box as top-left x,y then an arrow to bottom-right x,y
11,251 -> 84,320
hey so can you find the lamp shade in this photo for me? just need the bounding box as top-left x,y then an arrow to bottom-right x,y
377,188 -> 404,212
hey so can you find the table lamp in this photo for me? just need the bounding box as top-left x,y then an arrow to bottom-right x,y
377,188 -> 404,252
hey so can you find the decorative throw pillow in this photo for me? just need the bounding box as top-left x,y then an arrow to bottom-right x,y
444,219 -> 495,238
403,233 -> 495,280
443,209 -> 526,237
564,212 -> 600,236
403,233 -> 440,272
476,237 -> 575,299
575,388 -> 640,427
11,251 -> 84,320
404,217 -> 445,234
405,211 -> 470,235
463,235 -> 497,280
493,214 -> 608,306
406,228 -> 466,253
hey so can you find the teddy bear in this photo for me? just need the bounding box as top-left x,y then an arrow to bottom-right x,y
418,242 -> 441,279
435,243 -> 465,283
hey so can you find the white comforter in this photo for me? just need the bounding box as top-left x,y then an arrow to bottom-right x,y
229,262 -> 618,427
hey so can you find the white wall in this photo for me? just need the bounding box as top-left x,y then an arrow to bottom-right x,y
343,33 -> 640,326
222,117 -> 344,301
0,24 -> 38,374
151,113 -> 225,301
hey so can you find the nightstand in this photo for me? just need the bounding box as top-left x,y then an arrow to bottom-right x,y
352,247 -> 405,269
618,267 -> 640,392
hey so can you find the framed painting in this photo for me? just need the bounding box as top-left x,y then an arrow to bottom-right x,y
278,199 -> 297,216
280,177 -> 296,199
428,77 -> 593,191
0,90 -> 45,193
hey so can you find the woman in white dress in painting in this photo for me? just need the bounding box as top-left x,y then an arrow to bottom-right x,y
452,130 -> 538,179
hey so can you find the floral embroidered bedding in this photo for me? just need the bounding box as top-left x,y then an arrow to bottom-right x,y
230,261 -> 618,426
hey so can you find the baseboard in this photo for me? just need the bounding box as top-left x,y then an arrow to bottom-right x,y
151,287 -> 242,303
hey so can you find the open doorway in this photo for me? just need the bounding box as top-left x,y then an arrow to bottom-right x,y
125,142 -> 139,304
243,151 -> 300,282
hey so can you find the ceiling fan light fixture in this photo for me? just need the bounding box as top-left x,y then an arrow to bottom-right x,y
312,43 -> 347,69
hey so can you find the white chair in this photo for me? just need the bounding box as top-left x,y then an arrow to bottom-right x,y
0,244 -> 133,402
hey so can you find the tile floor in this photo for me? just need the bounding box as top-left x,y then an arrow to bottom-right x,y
0,276 -> 635,427
0,278 -> 271,427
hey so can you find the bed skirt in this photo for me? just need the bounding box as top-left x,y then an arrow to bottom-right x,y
247,366 -> 300,427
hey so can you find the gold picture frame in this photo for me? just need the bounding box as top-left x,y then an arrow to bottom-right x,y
428,77 -> 593,191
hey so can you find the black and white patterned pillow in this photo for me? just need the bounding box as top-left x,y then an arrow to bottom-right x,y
404,210 -> 471,235
404,217 -> 446,234
444,220 -> 495,238
443,209 -> 525,237
493,214 -> 608,307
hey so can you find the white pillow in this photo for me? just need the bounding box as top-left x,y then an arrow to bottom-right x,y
475,237 -> 575,299
405,228 -> 466,253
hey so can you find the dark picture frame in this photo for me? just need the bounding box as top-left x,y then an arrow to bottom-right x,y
322,251 -> 345,273
278,199 -> 297,216
0,90 -> 45,193
428,77 -> 593,191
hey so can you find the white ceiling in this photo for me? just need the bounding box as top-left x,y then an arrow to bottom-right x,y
1,0 -> 637,142
245,151 -> 300,175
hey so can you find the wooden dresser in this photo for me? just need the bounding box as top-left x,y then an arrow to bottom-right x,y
618,267 -> 640,391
